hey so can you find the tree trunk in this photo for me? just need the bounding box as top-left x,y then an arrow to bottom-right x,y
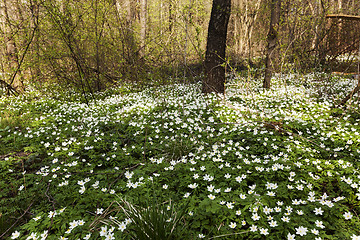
115,0 -> 138,65
140,0 -> 147,57
30,0 -> 41,83
169,0 -> 173,32
263,0 -> 281,89
1,0 -> 24,92
202,0 -> 231,94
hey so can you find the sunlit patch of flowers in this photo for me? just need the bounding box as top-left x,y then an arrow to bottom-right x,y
1,74 -> 360,239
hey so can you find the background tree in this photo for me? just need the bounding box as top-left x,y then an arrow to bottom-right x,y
263,0 -> 281,89
0,0 -> 359,96
202,0 -> 231,94
0,0 -> 24,93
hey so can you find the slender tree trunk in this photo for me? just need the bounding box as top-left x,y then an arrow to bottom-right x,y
140,0 -> 147,57
169,0 -> 173,32
263,0 -> 281,89
30,0 -> 41,83
337,0 -> 342,50
202,0 -> 231,94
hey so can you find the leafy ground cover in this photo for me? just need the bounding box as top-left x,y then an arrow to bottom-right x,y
1,73 -> 360,239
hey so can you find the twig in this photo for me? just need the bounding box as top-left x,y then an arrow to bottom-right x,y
45,182 -> 56,232
0,201 -> 33,239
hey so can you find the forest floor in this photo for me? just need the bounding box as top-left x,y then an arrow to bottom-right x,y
1,73 -> 360,240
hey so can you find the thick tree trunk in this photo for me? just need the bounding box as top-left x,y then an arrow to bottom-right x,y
1,0 -> 24,92
115,0 -> 138,64
263,0 -> 281,89
202,0 -> 231,94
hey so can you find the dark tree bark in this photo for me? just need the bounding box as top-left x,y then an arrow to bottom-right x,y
169,1 -> 173,32
202,0 -> 231,94
263,0 -> 281,89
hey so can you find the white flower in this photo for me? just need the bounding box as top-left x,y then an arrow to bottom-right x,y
314,207 -> 323,215
40,230 -> 48,239
352,235 -> 360,240
315,220 -> 325,229
77,180 -> 85,186
208,194 -> 216,200
11,231 -> 20,239
96,208 -> 104,215
198,233 -> 205,238
26,232 -> 38,240
267,191 -> 276,196
79,186 -> 85,194
83,233 -> 91,240
125,171 -> 133,179
239,193 -> 246,199
188,183 -> 198,189
311,229 -> 319,235
33,215 -> 41,221
252,213 -> 260,221
287,233 -> 296,240
269,220 -> 278,227
229,222 -> 237,229
48,211 -> 56,218
99,226 -> 107,236
207,185 -> 214,192
118,222 -> 126,232
184,192 -> 191,198
250,225 -> 257,232
259,228 -> 269,235
295,226 -> 308,236
105,233 -> 115,240
343,211 -> 353,220
69,220 -> 78,229
226,202 -> 234,209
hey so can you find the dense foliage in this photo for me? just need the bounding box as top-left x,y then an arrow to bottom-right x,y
1,73 -> 360,239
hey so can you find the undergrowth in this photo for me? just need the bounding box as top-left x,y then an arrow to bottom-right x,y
0,73 -> 360,239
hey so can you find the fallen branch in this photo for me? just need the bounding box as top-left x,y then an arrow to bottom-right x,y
326,14 -> 360,21
0,78 -> 19,96
338,76 -> 360,106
